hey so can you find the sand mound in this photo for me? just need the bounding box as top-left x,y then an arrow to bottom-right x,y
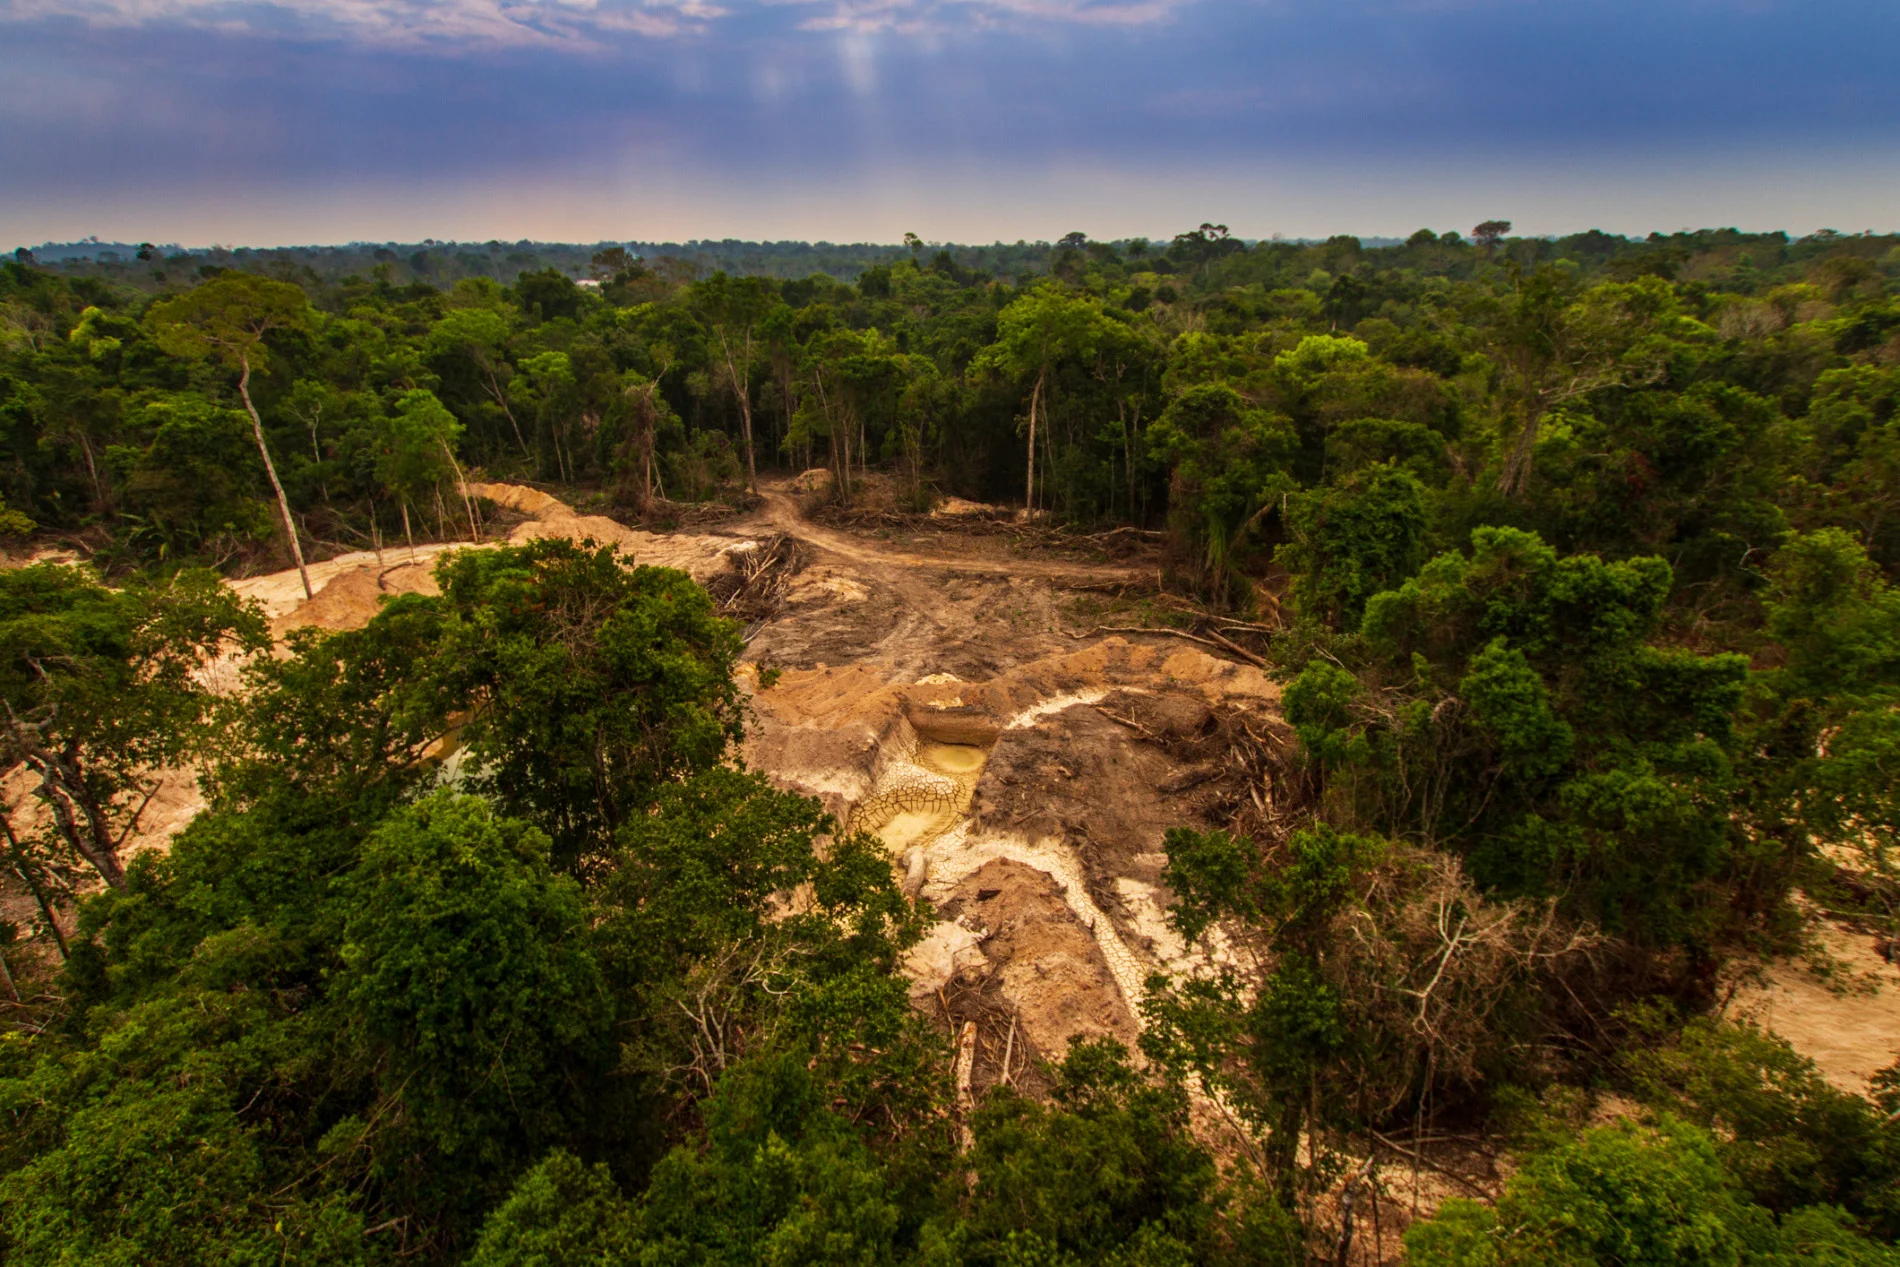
466,483 -> 569,518
933,497 -> 1002,518
241,484 -> 752,640
790,468 -> 834,495
263,558 -> 442,639
944,857 -> 1139,1059
1729,919 -> 1900,1095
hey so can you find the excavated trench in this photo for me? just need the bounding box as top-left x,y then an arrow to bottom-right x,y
745,644 -> 1283,1089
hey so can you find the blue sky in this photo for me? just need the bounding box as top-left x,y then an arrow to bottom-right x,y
3,0 -> 1897,246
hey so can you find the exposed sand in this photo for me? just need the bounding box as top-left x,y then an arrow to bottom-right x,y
1728,918 -> 1900,1095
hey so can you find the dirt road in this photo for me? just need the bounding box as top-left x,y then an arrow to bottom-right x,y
744,485 -> 1152,587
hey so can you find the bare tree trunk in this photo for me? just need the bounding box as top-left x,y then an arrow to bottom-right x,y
438,438 -> 480,540
1025,367 -> 1044,514
238,353 -> 312,600
720,330 -> 758,492
1125,400 -> 1140,523
28,758 -> 123,889
813,370 -> 850,506
953,1020 -> 978,1153
481,359 -> 529,454
1499,404 -> 1541,498
77,432 -> 106,514
401,501 -> 416,561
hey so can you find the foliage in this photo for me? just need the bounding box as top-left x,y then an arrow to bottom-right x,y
428,538 -> 746,870
921,1039 -> 1299,1267
1284,525 -> 1755,951
5,225 -> 1900,1263
1278,461 -> 1429,626
1406,1117 -> 1900,1267
1622,1014 -> 1900,1234
0,562 -> 266,887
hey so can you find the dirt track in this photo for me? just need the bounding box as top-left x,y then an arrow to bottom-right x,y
747,485 -> 1150,586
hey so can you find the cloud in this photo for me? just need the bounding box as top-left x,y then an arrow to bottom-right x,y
0,0 -> 1185,48
772,0 -> 1186,35
0,0 -> 726,48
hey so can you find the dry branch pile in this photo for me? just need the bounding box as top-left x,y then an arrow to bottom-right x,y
705,534 -> 807,634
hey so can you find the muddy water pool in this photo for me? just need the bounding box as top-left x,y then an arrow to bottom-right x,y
860,739 -> 992,850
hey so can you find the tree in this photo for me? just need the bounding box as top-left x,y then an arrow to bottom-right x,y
1285,526 -> 1753,952
375,388 -> 472,548
931,1039 -> 1225,1263
1472,219 -> 1512,248
1169,223 -> 1242,285
337,793 -> 611,1212
1747,530 -> 1900,954
511,350 -> 580,482
427,307 -> 527,453
1277,462 -> 1429,628
428,539 -> 747,871
972,288 -> 1124,514
589,245 -> 638,281
468,1151 -> 636,1266
1145,383 -> 1298,606
0,564 -> 266,888
1146,817 -> 1592,1242
796,326 -> 903,507
1405,1116 -> 1900,1266
149,274 -> 317,599
1624,1015 -> 1900,1230
693,272 -> 774,492
1491,273 -> 1706,497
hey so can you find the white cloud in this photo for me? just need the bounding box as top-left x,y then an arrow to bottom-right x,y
0,0 -> 725,48
0,0 -> 1185,48
769,0 -> 1188,35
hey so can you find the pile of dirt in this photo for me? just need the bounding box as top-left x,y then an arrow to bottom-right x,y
744,637 -> 1275,819
466,480 -> 744,579
243,483 -> 759,642
941,857 -> 1140,1062
933,497 -> 1003,518
256,557 -> 441,640
229,542 -> 461,625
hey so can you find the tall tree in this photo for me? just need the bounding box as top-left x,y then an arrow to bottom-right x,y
428,307 -> 527,454
0,564 -> 266,888
149,274 -> 317,598
693,272 -> 774,492
973,287 -> 1122,514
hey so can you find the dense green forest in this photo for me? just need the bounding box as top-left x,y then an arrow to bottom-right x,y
2,221 -> 1899,1263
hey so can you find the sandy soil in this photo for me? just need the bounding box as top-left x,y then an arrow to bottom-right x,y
1727,917 -> 1900,1095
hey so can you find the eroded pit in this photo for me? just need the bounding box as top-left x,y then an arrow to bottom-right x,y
742,638 -> 1281,1082
854,737 -> 994,852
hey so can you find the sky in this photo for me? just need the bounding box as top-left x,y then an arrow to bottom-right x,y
3,0 -> 1898,248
